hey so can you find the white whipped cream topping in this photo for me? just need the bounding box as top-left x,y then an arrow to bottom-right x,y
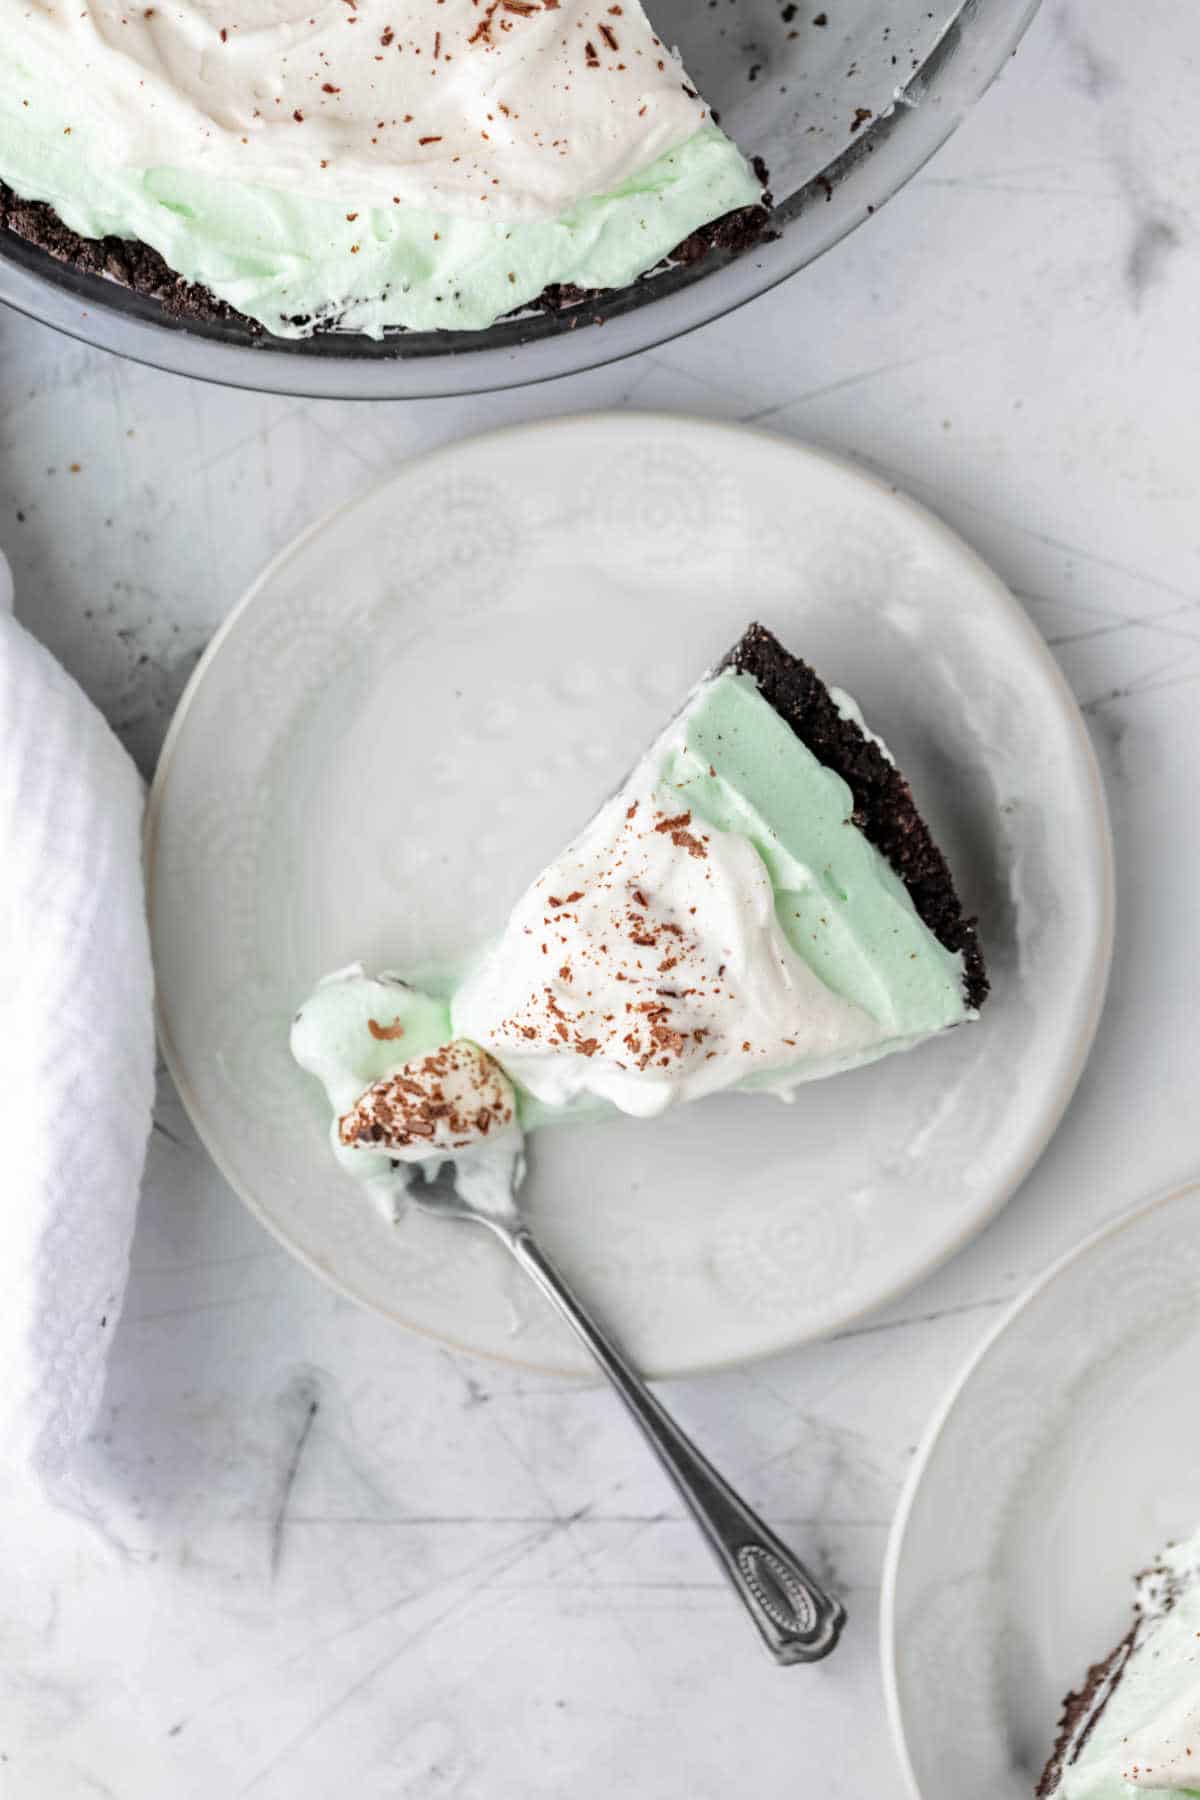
452,779 -> 887,1121
338,1039 -> 520,1164
339,1038 -> 525,1221
1115,1539 -> 1200,1795
291,968 -> 524,1221
12,0 -> 712,218
1122,1690 -> 1200,1790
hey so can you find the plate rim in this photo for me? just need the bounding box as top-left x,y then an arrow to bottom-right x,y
146,410 -> 1116,1377
879,1177 -> 1200,1800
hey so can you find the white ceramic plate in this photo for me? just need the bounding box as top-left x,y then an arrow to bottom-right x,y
883,1183 -> 1200,1799
147,414 -> 1112,1377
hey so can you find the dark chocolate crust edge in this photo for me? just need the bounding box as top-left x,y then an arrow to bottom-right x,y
1034,1627 -> 1137,1798
720,621 -> 989,1011
0,170 -> 772,339
0,183 -> 255,328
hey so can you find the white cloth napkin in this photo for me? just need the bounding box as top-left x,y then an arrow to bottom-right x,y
0,548 -> 154,1485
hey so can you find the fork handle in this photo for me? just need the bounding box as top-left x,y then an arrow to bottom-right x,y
501,1224 -> 845,1665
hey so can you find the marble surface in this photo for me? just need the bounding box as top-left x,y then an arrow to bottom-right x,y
1,2 -> 1197,1793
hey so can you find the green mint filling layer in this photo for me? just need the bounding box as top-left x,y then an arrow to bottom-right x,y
664,673 -> 969,1042
290,974 -> 456,1188
292,976 -> 453,1120
0,57 -> 760,338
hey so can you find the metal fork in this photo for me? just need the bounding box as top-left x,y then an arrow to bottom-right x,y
411,1161 -> 846,1666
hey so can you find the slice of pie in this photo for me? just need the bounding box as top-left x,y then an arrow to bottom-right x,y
1037,1527 -> 1200,1798
0,0 -> 767,339
293,622 -> 987,1209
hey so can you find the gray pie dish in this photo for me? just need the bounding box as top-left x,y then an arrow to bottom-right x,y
0,0 -> 1040,397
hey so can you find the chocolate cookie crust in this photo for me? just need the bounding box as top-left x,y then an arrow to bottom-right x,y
1034,1629 -> 1137,1798
720,622 -> 989,1010
0,182 -> 251,327
0,178 -> 772,339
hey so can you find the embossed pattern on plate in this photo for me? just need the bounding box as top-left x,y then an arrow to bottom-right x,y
146,415 -> 1112,1376
883,1184 -> 1200,1800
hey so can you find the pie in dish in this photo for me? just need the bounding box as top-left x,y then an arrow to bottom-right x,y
292,623 -> 988,1212
1,0 -> 768,339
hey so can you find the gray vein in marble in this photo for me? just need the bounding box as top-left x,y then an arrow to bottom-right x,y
268,1375 -> 323,1579
1125,214 -> 1182,308
1101,140 -> 1187,312
1051,2 -> 1121,100
1048,11 -> 1187,313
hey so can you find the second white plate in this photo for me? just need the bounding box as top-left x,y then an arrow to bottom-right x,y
884,1182 -> 1200,1799
147,414 -> 1112,1376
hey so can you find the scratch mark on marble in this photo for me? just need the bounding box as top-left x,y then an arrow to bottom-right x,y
150,1116 -> 190,1150
302,407 -> 392,478
743,1410 -> 877,1489
1045,608 -> 1200,648
502,1574 -> 879,1601
918,175 -> 1122,201
236,1519 -> 577,1794
447,1348 -> 611,1595
184,404 -> 306,484
247,1511 -> 890,1530
269,1377 -> 322,1579
124,1289 -> 283,1325
1044,621 -> 1127,647
907,479 -> 1200,614
930,154 -> 1120,175
132,1245 -> 285,1278
727,1364 -> 807,1420
738,351 -> 947,424
1013,589 -> 1200,643
176,1521 -> 549,1740
1081,669 -> 1200,714
437,1349 -> 598,1581
270,1510 -> 669,1526
237,1643 -> 417,1794
603,353 -> 661,406
641,350 -> 745,405
831,1294 -> 1011,1343
496,1578 -> 728,1593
